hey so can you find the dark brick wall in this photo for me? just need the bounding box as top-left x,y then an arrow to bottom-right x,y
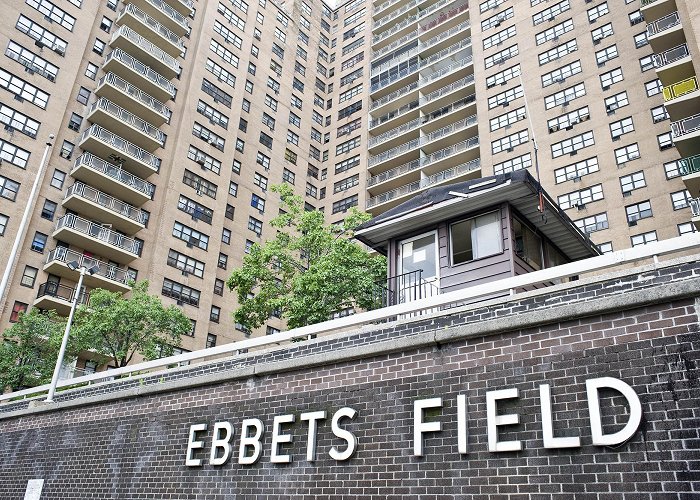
1,263 -> 699,498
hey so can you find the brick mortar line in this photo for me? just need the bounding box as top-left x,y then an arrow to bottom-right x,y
2,274 -> 698,423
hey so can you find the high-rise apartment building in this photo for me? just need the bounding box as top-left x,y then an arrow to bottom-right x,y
0,0 -> 697,371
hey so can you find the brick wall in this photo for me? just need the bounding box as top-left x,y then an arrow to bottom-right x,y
1,260 -> 699,498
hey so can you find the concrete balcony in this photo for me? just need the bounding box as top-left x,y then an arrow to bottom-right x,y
372,13 -> 418,50
43,248 -> 132,293
368,116 -> 421,151
109,25 -> 181,79
95,73 -> 171,126
86,97 -> 165,152
71,153 -> 154,207
161,0 -> 194,17
371,29 -> 418,61
679,154 -> 700,196
129,0 -> 190,36
369,98 -> 420,134
647,12 -> 684,52
418,56 -> 474,95
52,214 -> 141,263
78,124 -> 161,179
370,80 -> 418,114
671,112 -> 700,157
103,48 -> 175,102
640,0 -> 676,24
34,282 -> 88,315
420,74 -> 475,109
418,0 -> 469,35
117,3 -> 184,58
663,76 -> 700,118
653,43 -> 693,87
62,182 -> 147,235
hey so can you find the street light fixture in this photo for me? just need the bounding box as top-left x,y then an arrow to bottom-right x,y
45,260 -> 99,402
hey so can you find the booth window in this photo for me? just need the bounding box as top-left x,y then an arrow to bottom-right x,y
450,211 -> 502,265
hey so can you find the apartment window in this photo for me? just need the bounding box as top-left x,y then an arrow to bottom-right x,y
291,95 -> 303,110
634,31 -> 648,48
40,199 -> 57,220
205,59 -> 237,88
336,136 -> 360,155
598,242 -> 613,254
282,168 -> 295,184
201,79 -> 232,108
0,213 -> 7,236
218,3 -> 245,30
67,112 -> 82,132
167,249 -> 205,278
92,39 -> 106,55
107,0 -> 118,10
250,44 -> 259,58
210,40 -> 239,68
251,194 -> 265,212
548,106 -> 590,133
172,222 -> 209,250
629,10 -> 643,26
332,194 -> 358,214
248,62 -> 256,76
558,184 -> 604,210
335,155 -> 360,174
631,231 -> 657,246
287,130 -> 299,146
493,153 -> 532,176
76,86 -> 90,105
482,7 -> 514,31
238,118 -> 247,133
214,279 -> 224,296
334,174 -> 359,193
183,170 -> 216,199
591,23 -> 614,44
264,94 -> 278,112
339,84 -> 362,103
262,113 -> 276,131
485,45 -> 519,70
218,253 -> 228,270
587,2 -> 609,23
492,130 -> 528,154
254,172 -> 268,190
187,146 -> 221,174
671,190 -> 691,210
228,181 -> 238,197
620,171 -> 645,194
625,200 -> 652,224
554,157 -> 599,184
259,132 -> 273,149
26,0 -> 76,30
30,231 -> 47,252
338,101 -> 362,119
542,60 -> 581,87
10,302 -> 28,323
575,212 -> 608,234
545,82 -> 586,109
214,21 -> 243,49
488,85 -> 524,109
284,148 -> 297,164
483,25 -> 517,50
20,265 -> 38,287
614,143 -> 640,165
225,204 -> 234,220
657,132 -> 673,151
664,160 -> 681,179
205,333 -> 218,348
489,107 -> 526,132
645,79 -> 662,97
610,117 -> 634,140
248,216 -> 263,235
0,68 -> 50,109
193,122 -> 224,151
536,18 -> 573,45
99,16 -> 112,32
244,80 -> 253,94
5,41 -> 59,82
255,152 -> 270,170
162,279 -> 200,307
551,131 -> 594,158
50,169 -> 65,189
650,105 -> 669,123
604,91 -> 629,113
274,27 -> 286,42
678,223 -> 697,236
532,1 -> 570,26
639,55 -> 654,72
294,61 -> 305,76
480,0 -> 505,12
0,173 -> 20,201
539,40 -> 577,66
595,45 -> 618,66
600,67 -> 623,90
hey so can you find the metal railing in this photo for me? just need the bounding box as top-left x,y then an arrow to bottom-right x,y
165,0 -> 194,12
367,158 -> 421,187
98,73 -> 171,122
89,97 -> 165,146
45,248 -> 132,286
690,198 -> 700,217
372,30 -> 418,60
369,137 -> 421,167
671,112 -> 700,138
373,13 -> 418,46
54,213 -> 141,256
663,76 -> 698,102
640,0 -> 661,7
370,99 -> 420,129
421,75 -> 474,104
120,3 -> 184,49
79,124 -> 162,173
371,269 -> 440,309
369,117 -> 422,147
419,0 -> 469,32
653,43 -> 689,69
141,0 -> 190,30
36,281 -> 88,305
370,81 -> 419,111
678,154 -> 700,176
423,94 -> 476,124
374,0 -> 422,31
103,48 -> 176,98
72,153 -> 155,199
422,136 -> 479,164
419,56 -> 473,85
367,158 -> 481,207
4,234 -> 700,404
111,25 -> 181,74
646,11 -> 680,37
65,182 -> 147,226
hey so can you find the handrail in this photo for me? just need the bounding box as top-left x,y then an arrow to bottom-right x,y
367,158 -> 421,186
653,43 -> 689,69
111,25 -> 181,74
678,154 -> 700,176
98,73 -> 172,122
142,0 -> 190,30
72,153 -> 155,198
671,112 -> 700,138
370,81 -> 419,110
45,248 -> 132,285
663,76 -> 698,102
103,49 -> 176,98
370,99 -> 420,128
369,117 -> 421,146
419,0 -> 469,32
6,234 -> 698,404
374,0 -> 421,31
65,182 -> 147,225
36,282 -> 88,304
120,3 -> 184,49
79,124 -> 162,173
421,136 -> 479,164
691,198 -> 700,217
89,97 -> 166,145
54,213 -> 140,255
646,11 -> 680,37
420,56 -> 473,85
372,30 -> 418,60
421,75 -> 474,103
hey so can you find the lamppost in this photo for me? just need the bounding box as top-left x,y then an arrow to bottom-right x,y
45,260 -> 99,402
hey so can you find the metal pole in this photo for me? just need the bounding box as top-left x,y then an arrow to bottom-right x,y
46,266 -> 85,402
0,136 -> 54,313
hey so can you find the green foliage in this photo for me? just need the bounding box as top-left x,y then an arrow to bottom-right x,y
0,309 -> 68,390
72,280 -> 191,367
227,184 -> 386,330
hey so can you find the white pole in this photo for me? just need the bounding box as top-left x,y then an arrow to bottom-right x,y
46,266 -> 85,402
0,136 -> 54,313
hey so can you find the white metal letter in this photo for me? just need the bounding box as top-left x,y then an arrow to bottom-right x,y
271,414 -> 295,464
587,377 -> 642,446
486,388 -> 522,452
539,384 -> 581,449
329,407 -> 357,461
300,410 -> 326,462
457,394 -> 469,455
209,421 -> 234,465
185,423 -> 208,466
413,397 -> 442,457
238,418 -> 264,465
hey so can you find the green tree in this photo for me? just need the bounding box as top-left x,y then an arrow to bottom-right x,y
0,309 -> 69,390
73,280 -> 192,367
227,184 -> 386,330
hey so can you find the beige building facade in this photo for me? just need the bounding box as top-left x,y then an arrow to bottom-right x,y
0,0 -> 697,372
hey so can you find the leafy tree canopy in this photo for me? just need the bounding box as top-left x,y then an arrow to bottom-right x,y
0,308 -> 69,390
227,183 -> 386,330
73,280 -> 191,368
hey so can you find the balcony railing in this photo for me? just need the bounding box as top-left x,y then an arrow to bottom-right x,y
663,76 -> 699,102
424,115 -> 476,143
646,11 -> 680,37
98,73 -> 171,122
370,81 -> 419,111
679,154 -> 700,176
111,25 -> 181,75
369,117 -> 422,147
54,214 -> 141,256
640,0 -> 661,7
367,158 -> 421,187
369,138 -> 421,167
373,13 -> 418,45
421,74 -> 474,104
73,153 -> 155,199
671,112 -> 700,138
653,43 -> 690,69
372,30 -> 418,60
422,136 -> 479,164
374,0 -> 421,30
424,94 -> 476,124
371,270 -> 440,310
367,159 -> 481,208
79,124 -> 162,173
36,282 -> 88,305
65,182 -> 147,225
419,56 -> 473,85
419,0 -> 469,32
120,3 -> 184,50
103,48 -> 176,98
89,97 -> 166,146
142,0 -> 190,31
370,99 -> 419,128
691,198 -> 700,217
45,248 -> 132,286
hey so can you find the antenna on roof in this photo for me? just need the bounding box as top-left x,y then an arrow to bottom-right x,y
518,74 -> 545,217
